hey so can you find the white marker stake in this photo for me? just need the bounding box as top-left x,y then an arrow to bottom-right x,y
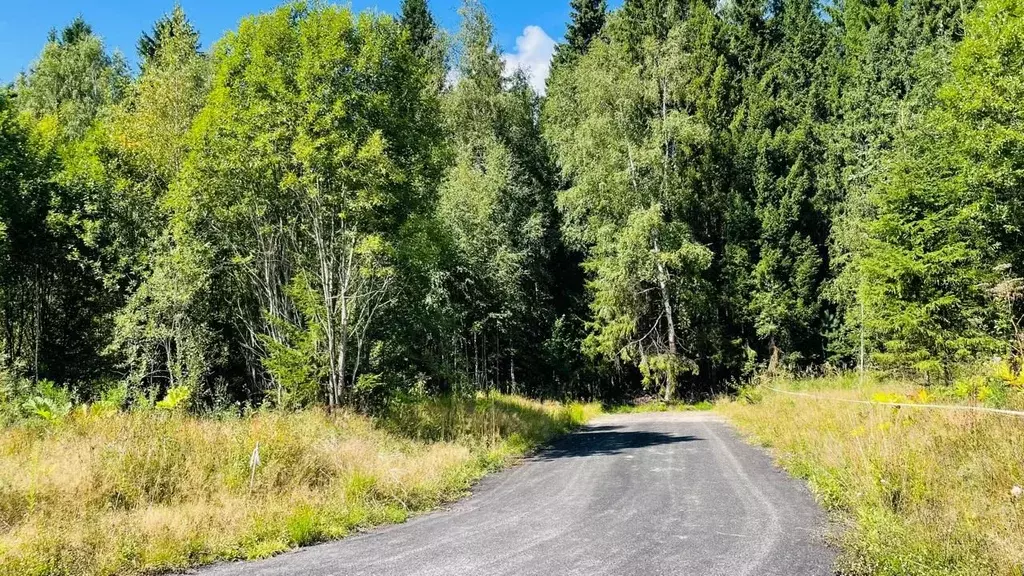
249,442 -> 261,493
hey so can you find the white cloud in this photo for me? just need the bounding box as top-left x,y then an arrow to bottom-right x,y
502,26 -> 556,96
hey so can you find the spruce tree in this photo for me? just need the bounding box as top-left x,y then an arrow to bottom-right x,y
621,0 -> 687,47
745,0 -> 832,365
828,0 -> 978,366
56,16 -> 92,45
400,0 -> 438,56
852,0 -> 1022,379
553,0 -> 607,67
137,4 -> 200,69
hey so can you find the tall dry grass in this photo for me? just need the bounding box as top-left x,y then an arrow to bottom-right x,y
0,394 -> 599,575
719,376 -> 1024,575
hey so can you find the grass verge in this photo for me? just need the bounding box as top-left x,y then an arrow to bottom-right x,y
605,399 -> 714,413
718,374 -> 1024,576
0,393 -> 599,576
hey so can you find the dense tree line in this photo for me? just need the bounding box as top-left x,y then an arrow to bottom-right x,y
0,0 -> 1020,408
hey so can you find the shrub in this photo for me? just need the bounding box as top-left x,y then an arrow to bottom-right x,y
155,385 -> 191,411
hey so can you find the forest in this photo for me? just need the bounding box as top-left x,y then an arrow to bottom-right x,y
2,0 -> 1022,413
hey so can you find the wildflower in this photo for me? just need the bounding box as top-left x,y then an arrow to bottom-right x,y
1012,485 -> 1023,499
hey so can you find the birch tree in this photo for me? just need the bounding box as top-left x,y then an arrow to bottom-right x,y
171,4 -> 442,407
545,14 -> 713,400
438,0 -> 563,393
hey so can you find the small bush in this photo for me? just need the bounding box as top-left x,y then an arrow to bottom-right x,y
155,385 -> 191,411
736,384 -> 764,405
8,379 -> 72,425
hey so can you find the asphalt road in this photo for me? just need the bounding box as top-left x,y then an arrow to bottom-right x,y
192,412 -> 836,576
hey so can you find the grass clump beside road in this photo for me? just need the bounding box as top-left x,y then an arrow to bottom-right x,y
718,372 -> 1024,576
0,393 -> 599,576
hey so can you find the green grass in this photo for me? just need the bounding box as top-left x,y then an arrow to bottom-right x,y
606,399 -> 714,413
0,393 -> 600,576
718,373 -> 1024,576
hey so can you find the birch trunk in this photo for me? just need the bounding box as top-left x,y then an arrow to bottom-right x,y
653,237 -> 677,402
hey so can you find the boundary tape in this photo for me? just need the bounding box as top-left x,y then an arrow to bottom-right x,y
766,387 -> 1024,419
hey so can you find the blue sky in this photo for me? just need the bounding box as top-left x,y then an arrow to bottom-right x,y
0,0 -> 620,91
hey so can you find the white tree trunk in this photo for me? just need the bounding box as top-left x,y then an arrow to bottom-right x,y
653,237 -> 677,402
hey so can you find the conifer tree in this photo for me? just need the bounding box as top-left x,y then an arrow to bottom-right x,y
744,0 -> 832,365
828,0 -> 979,366
852,0 -> 1022,379
553,0 -> 608,67
137,4 -> 200,69
400,0 -> 438,56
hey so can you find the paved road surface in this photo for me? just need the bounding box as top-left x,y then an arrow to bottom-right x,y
191,412 -> 835,576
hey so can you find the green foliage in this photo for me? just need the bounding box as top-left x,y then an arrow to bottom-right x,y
0,91 -> 54,381
15,17 -> 128,139
400,0 -> 437,56
849,0 -> 1020,378
155,385 -> 191,411
828,0 -> 978,367
0,84 -> 119,389
738,0 -> 832,363
432,0 -> 571,396
261,313 -> 324,408
545,7 -> 721,399
553,0 -> 607,68
19,380 -> 72,423
164,2 -> 444,407
137,4 -> 201,68
99,7 -> 212,396
3,0 -> 1024,409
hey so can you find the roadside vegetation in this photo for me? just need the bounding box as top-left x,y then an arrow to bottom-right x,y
0,385 -> 598,576
606,398 -> 714,413
719,369 -> 1024,576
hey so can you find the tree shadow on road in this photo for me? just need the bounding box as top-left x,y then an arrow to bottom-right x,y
530,425 -> 702,460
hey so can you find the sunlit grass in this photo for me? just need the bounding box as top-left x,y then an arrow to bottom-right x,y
606,399 -> 714,413
0,393 -> 600,576
718,374 -> 1024,576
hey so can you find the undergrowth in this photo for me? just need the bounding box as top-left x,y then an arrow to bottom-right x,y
0,392 -> 599,575
606,399 -> 714,413
719,373 -> 1024,576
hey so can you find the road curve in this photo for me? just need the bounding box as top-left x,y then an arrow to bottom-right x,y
190,412 -> 835,576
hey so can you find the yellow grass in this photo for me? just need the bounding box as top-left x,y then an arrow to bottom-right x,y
0,394 -> 600,576
718,375 -> 1024,576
